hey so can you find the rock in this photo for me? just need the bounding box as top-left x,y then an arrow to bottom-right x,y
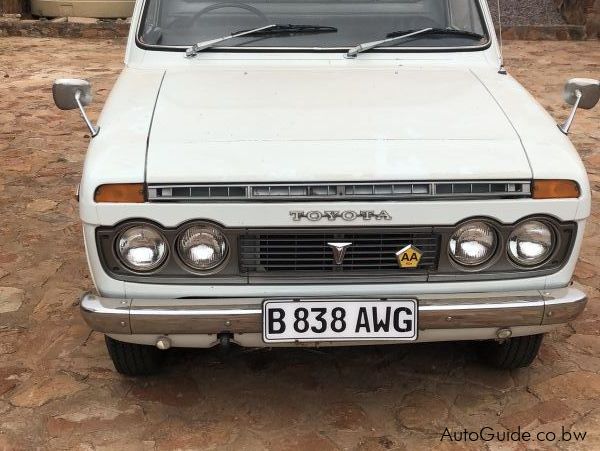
464,364 -> 515,391
10,374 -> 88,408
500,399 -> 573,430
0,342 -> 17,355
453,391 -> 502,416
567,335 -> 600,356
325,402 -> 368,430
0,287 -> 24,313
267,432 -> 339,451
154,419 -> 233,450
58,404 -> 141,423
46,403 -> 144,437
67,17 -> 98,24
574,260 -> 598,280
26,199 -> 57,212
129,376 -> 200,406
0,365 -> 28,378
0,379 -> 17,396
3,157 -> 32,173
0,433 -> 26,451
355,436 -> 398,451
94,440 -> 155,451
32,287 -> 79,321
568,409 -> 600,450
531,371 -> 600,401
0,253 -> 18,264
396,391 -> 449,433
0,401 -> 10,415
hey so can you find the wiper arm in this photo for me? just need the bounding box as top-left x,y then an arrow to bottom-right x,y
186,24 -> 277,57
346,27 -> 433,58
387,27 -> 485,40
186,24 -> 337,57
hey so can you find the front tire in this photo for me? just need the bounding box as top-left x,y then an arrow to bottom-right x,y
479,334 -> 544,369
105,335 -> 165,376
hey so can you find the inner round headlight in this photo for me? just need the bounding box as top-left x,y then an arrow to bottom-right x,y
508,220 -> 555,266
117,225 -> 168,272
177,224 -> 228,271
449,221 -> 497,267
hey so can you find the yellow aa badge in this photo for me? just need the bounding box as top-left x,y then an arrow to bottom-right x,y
395,245 -> 423,269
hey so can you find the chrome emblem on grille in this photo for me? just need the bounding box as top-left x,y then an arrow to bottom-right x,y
327,242 -> 352,265
290,210 -> 392,222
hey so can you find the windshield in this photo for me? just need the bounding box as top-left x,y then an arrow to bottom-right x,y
138,0 -> 489,51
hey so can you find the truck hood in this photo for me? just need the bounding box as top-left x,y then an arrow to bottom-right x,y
147,66 -> 532,183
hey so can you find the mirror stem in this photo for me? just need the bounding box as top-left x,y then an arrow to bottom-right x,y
75,90 -> 100,137
559,89 -> 582,135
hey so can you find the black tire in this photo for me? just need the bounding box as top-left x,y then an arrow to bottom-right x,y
479,334 -> 544,369
105,335 -> 165,376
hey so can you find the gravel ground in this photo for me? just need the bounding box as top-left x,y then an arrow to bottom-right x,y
0,38 -> 599,450
487,0 -> 566,26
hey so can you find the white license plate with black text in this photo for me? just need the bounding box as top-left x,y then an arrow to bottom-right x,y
262,300 -> 417,343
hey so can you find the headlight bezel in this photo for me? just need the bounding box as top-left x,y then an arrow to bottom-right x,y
447,219 -> 500,270
174,221 -> 231,273
507,219 -> 558,268
115,223 -> 169,273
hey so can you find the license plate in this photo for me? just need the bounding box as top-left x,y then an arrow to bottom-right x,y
262,299 -> 417,343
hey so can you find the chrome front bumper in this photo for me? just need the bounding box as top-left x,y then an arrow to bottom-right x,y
80,287 -> 587,337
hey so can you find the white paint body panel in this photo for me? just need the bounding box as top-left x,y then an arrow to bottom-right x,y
146,67 -> 530,183
78,0 -> 590,313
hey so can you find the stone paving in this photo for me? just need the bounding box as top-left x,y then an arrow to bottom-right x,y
0,38 -> 599,450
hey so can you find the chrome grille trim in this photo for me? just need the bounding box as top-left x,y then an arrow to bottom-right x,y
239,230 -> 440,274
148,181 -> 531,202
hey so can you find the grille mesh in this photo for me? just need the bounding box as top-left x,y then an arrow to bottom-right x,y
148,181 -> 531,202
240,231 -> 440,274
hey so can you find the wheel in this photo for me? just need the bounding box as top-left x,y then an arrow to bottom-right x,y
479,334 -> 544,369
105,335 -> 165,376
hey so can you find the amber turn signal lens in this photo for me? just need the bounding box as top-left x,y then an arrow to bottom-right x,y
532,180 -> 580,199
94,184 -> 145,203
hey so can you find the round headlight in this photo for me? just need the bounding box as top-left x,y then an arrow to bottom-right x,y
117,225 -> 168,272
177,224 -> 228,271
449,221 -> 497,267
508,220 -> 554,266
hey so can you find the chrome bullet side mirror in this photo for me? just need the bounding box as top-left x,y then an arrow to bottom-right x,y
559,78 -> 600,134
52,79 -> 99,137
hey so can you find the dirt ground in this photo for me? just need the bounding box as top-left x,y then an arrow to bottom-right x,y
0,38 -> 599,450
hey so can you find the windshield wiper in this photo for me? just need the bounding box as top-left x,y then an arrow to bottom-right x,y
346,27 -> 433,58
387,27 -> 485,40
346,26 -> 486,58
186,24 -> 337,57
233,24 -> 337,36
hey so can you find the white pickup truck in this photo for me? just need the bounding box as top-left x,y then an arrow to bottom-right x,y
52,0 -> 599,375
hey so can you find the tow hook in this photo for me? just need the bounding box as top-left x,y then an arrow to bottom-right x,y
495,328 -> 513,343
155,336 -> 172,350
218,332 -> 233,350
